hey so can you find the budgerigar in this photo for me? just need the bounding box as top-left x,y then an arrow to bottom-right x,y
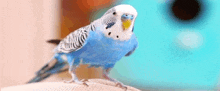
28,4 -> 138,89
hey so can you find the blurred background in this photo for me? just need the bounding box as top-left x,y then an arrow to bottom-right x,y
0,0 -> 220,90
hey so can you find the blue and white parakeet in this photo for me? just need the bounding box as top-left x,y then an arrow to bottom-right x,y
28,4 -> 138,88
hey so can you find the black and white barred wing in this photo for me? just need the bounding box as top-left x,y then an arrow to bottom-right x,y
54,25 -> 95,53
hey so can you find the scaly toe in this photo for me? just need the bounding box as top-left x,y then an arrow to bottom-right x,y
63,79 -> 89,86
63,79 -> 74,83
83,82 -> 89,87
116,82 -> 127,91
75,80 -> 89,87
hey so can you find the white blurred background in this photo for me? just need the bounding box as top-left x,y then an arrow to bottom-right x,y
0,0 -> 60,88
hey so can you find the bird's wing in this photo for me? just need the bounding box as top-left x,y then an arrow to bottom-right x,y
125,35 -> 138,56
54,24 -> 96,53
47,39 -> 61,45
125,45 -> 138,56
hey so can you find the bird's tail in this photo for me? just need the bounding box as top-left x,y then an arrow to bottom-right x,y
27,72 -> 51,83
47,39 -> 61,45
27,57 -> 68,83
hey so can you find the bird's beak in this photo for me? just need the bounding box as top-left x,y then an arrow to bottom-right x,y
122,19 -> 132,31
121,15 -> 133,31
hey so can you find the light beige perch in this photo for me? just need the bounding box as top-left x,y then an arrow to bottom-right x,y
1,79 -> 140,91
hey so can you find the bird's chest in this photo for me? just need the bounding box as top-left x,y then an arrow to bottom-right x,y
91,37 -> 130,56
79,35 -> 132,63
98,39 -> 127,54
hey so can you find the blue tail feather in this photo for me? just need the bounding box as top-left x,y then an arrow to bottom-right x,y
27,57 -> 68,83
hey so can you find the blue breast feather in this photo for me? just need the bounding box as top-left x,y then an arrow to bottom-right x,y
57,27 -> 138,69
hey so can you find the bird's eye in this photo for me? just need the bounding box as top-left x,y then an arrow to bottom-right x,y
113,12 -> 116,15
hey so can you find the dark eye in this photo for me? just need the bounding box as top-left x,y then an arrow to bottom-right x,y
113,12 -> 116,15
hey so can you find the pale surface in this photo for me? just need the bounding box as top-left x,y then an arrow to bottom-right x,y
1,79 -> 140,91
0,0 -> 60,88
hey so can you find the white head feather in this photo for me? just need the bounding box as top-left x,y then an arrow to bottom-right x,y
99,4 -> 138,41
114,4 -> 138,18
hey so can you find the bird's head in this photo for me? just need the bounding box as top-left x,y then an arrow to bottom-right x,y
115,5 -> 137,31
101,4 -> 138,40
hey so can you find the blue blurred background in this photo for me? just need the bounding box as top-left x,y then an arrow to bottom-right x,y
92,0 -> 220,90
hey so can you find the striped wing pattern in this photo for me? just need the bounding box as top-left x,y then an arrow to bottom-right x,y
55,24 -> 96,53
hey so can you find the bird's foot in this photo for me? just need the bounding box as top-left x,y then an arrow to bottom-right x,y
64,79 -> 89,87
115,82 -> 127,91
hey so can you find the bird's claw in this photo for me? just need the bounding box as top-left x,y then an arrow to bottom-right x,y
63,79 -> 89,87
116,82 -> 127,91
82,82 -> 89,87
